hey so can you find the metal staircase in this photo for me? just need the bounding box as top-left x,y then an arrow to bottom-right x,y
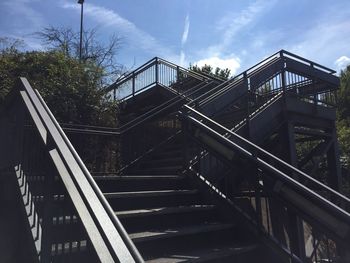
0,50 -> 349,262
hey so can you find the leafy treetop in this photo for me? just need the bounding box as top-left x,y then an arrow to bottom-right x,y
189,63 -> 231,80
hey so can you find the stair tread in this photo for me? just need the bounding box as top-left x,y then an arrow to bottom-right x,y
145,157 -> 183,163
130,222 -> 235,243
124,174 -> 181,177
146,243 -> 258,263
116,205 -> 215,218
93,175 -> 184,180
131,165 -> 182,171
104,189 -> 198,198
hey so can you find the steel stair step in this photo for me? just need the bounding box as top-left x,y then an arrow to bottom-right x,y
128,165 -> 183,175
104,189 -> 202,210
116,205 -> 217,232
151,150 -> 182,159
94,175 -> 188,192
130,222 -> 235,243
145,243 -> 259,263
139,157 -> 183,168
131,222 -> 239,259
104,189 -> 197,199
116,205 -> 216,219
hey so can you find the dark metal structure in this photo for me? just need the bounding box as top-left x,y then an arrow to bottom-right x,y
0,50 -> 349,262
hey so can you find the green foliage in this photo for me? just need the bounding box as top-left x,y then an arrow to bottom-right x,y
337,65 -> 350,167
337,65 -> 350,121
0,48 -> 117,126
189,64 -> 231,80
337,65 -> 350,195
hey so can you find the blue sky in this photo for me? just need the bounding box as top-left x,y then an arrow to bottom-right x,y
1,0 -> 350,75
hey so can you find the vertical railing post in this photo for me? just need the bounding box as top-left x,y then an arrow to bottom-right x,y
40,137 -> 55,262
155,57 -> 159,85
176,66 -> 180,83
182,119 -> 189,175
310,63 -> 318,106
243,72 -> 251,137
253,157 -> 262,232
132,73 -> 135,97
280,51 -> 287,101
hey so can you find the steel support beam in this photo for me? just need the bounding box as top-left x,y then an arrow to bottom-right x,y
326,128 -> 342,191
280,121 -> 307,261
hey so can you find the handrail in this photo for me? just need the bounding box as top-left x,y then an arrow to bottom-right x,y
188,49 -> 338,109
105,56 -> 223,101
281,49 -> 336,74
18,77 -> 143,262
62,80 -> 216,136
157,58 -> 226,82
182,105 -> 350,220
60,80 -> 218,173
157,58 -> 208,81
187,52 -> 282,107
116,81 -> 208,133
106,49 -> 333,119
106,57 -> 158,92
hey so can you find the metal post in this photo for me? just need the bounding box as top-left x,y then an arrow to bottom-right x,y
132,73 -> 135,97
243,72 -> 251,137
78,0 -> 84,61
155,58 -> 159,84
176,66 -> 180,83
327,128 -> 342,191
281,121 -> 307,261
40,137 -> 56,262
182,123 -> 189,175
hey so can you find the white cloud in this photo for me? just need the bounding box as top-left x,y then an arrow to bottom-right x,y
335,56 -> 350,72
0,0 -> 45,51
180,51 -> 186,67
289,20 -> 350,69
181,14 -> 190,46
61,2 -> 177,60
194,56 -> 241,76
1,0 -> 44,35
213,0 -> 277,53
191,0 -> 276,73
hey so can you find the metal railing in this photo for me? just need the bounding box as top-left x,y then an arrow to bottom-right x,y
63,79 -> 219,174
0,77 -> 143,262
105,57 -> 221,101
65,50 -> 340,175
188,50 -> 339,113
180,105 -> 350,262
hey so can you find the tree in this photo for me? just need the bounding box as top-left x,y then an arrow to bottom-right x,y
337,65 -> 350,121
35,26 -> 124,85
337,65 -> 350,167
0,43 -> 120,172
336,65 -> 350,196
0,37 -> 24,52
0,47 -> 117,126
189,64 -> 231,80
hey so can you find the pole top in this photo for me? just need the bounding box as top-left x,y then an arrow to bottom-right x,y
78,0 -> 84,4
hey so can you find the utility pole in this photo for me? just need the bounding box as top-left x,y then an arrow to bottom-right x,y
78,0 -> 84,61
